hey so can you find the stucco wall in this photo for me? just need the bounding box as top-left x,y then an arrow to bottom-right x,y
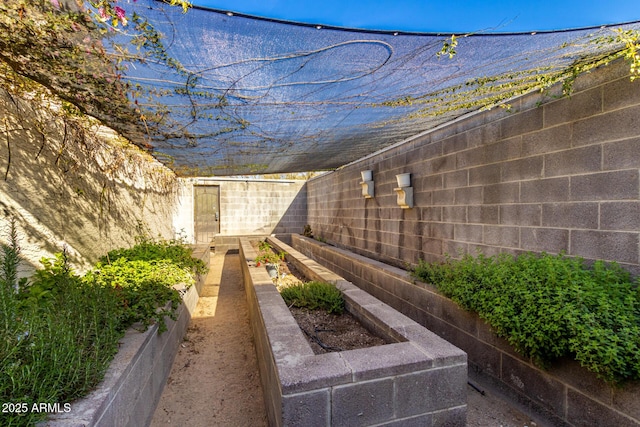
0,90 -> 179,276
175,177 -> 307,242
307,59 -> 640,275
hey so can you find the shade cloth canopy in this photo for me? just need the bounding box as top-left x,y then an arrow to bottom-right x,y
119,1 -> 640,176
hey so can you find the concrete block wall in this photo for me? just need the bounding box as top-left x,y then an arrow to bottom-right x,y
291,234 -> 640,426
0,91 -> 179,276
306,59 -> 640,274
175,178 -> 307,243
239,237 -> 467,427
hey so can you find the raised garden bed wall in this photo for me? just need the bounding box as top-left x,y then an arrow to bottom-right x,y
289,233 -> 640,427
239,237 -> 467,427
44,245 -> 210,427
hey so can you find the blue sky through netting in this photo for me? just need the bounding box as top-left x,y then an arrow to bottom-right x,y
120,0 -> 640,175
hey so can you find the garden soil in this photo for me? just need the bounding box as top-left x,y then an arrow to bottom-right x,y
150,250 -> 545,427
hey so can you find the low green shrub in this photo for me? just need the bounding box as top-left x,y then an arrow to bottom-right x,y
84,258 -> 190,332
280,281 -> 344,314
411,252 -> 640,384
102,233 -> 208,276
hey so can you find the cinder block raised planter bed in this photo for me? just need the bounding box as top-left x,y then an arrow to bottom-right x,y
239,237 -> 467,427
289,234 -> 640,427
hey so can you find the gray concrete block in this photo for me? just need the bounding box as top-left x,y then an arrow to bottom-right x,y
432,405 -> 467,427
520,177 -> 569,203
484,137 -> 523,163
612,381 -> 640,422
430,222 -> 454,240
468,205 -> 499,224
520,227 -> 569,254
455,145 -> 486,169
417,139 -> 441,159
542,202 -> 598,229
500,107 -> 543,139
603,69 -> 640,111
483,182 -> 519,204
469,163 -> 501,186
433,188 -> 455,205
573,104 -> 640,146
396,367 -> 467,416
442,133 -> 468,155
282,390 -> 331,427
601,202 -> 640,231
502,156 -> 544,182
401,325 -> 468,367
341,342 -> 434,381
381,413 -> 435,427
545,356 -> 612,404
279,353 -> 353,394
467,121 -> 501,148
543,86 -> 603,127
521,124 -> 572,156
570,170 -> 639,201
443,169 -> 469,189
603,137 -> 640,170
331,379 -> 395,427
246,237 -> 468,426
268,326 -> 316,366
430,154 -> 457,174
443,206 -> 467,223
454,186 -> 483,205
422,237 -> 444,256
501,353 -> 566,417
545,145 -> 602,177
483,225 -> 519,247
453,224 -> 483,243
567,388 -> 640,427
499,204 -> 541,226
570,230 -> 639,264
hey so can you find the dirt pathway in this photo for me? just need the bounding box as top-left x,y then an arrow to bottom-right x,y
151,249 -> 542,427
150,250 -> 267,426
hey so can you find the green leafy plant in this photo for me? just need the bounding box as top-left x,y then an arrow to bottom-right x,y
254,240 -> 287,285
255,249 -> 286,267
411,251 -> 640,384
280,281 -> 345,315
84,258 -> 188,332
0,221 -> 206,426
1,239 -> 123,426
102,227 -> 208,276
303,225 -> 314,238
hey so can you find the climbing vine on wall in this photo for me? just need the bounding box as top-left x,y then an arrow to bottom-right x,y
0,0 -> 192,151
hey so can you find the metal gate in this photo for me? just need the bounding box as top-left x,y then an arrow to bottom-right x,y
194,185 -> 220,245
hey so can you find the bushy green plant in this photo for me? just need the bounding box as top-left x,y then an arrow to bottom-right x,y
411,252 -> 640,384
280,281 -> 344,315
302,225 -> 314,238
102,234 -> 208,276
1,222 -> 206,425
84,258 -> 189,332
2,247 -> 123,426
